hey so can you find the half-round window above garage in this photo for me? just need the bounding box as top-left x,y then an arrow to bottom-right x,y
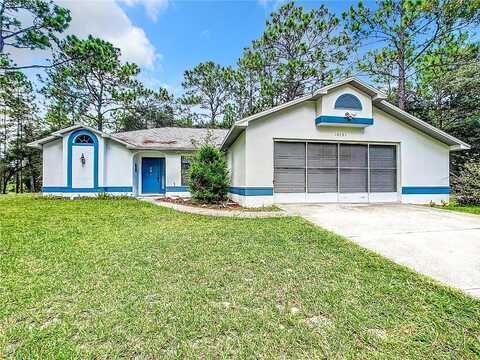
334,93 -> 363,111
74,134 -> 94,144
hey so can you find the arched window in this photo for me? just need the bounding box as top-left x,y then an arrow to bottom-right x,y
74,134 -> 94,144
334,94 -> 363,111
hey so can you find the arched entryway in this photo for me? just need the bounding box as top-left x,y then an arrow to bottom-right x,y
67,130 -> 99,189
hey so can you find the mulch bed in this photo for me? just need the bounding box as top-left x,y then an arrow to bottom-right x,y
159,196 -> 243,210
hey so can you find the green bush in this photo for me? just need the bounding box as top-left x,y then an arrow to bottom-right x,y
456,163 -> 480,206
188,144 -> 230,204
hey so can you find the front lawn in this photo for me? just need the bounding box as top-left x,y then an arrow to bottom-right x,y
1,195 -> 479,358
434,203 -> 480,215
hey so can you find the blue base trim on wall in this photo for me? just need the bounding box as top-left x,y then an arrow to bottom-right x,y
315,115 -> 373,126
166,186 -> 189,192
42,186 -> 133,193
402,186 -> 450,194
229,187 -> 273,196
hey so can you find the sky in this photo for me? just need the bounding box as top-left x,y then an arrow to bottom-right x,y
13,0 -> 365,96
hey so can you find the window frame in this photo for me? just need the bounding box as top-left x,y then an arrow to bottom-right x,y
334,93 -> 363,111
181,156 -> 191,186
74,134 -> 94,144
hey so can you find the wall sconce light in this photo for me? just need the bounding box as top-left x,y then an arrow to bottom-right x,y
80,153 -> 86,167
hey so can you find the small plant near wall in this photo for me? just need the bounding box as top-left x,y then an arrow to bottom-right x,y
456,163 -> 480,206
188,144 -> 230,204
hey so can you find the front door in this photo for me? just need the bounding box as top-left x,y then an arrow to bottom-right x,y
142,158 -> 165,194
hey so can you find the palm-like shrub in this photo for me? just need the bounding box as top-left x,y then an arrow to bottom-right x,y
188,144 -> 230,204
456,163 -> 480,206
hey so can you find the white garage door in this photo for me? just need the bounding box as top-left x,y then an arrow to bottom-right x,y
274,141 -> 398,203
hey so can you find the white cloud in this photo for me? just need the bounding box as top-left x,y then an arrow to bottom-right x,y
200,29 -> 210,39
59,0 -> 158,68
257,0 -> 269,7
257,0 -> 288,10
119,0 -> 169,22
10,0 -> 159,70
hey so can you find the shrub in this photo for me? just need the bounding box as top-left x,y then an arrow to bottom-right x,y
456,163 -> 480,206
188,144 -> 230,204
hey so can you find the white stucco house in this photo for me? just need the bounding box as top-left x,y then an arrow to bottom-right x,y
29,77 -> 469,207
28,126 -> 228,198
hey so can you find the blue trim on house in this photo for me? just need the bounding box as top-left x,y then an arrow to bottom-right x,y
334,93 -> 363,110
402,186 -> 450,194
67,129 -> 99,189
315,115 -> 373,126
42,186 -> 133,193
229,187 -> 273,196
166,186 -> 189,192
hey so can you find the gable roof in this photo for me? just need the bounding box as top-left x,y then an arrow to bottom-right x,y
221,77 -> 470,151
114,127 -> 228,151
27,124 -> 133,149
27,124 -> 229,151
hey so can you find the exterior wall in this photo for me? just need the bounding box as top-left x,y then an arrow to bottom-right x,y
104,139 -> 133,188
317,84 -> 373,119
132,150 -> 192,197
227,130 -> 246,188
71,146 -> 94,188
42,133 -> 193,197
237,84 -> 450,206
226,130 -> 274,206
42,129 -> 133,196
42,139 -> 64,187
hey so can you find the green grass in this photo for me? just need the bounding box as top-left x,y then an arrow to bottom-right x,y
1,195 -> 479,359
433,203 -> 480,215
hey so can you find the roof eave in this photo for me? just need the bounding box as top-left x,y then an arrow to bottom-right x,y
128,146 -> 216,151
27,134 -> 62,149
313,77 -> 388,100
221,124 -> 247,150
376,100 -> 470,150
233,77 -> 388,129
235,94 -> 315,127
27,125 -> 137,149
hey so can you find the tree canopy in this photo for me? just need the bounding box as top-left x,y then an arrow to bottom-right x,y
1,0 -> 480,193
0,0 -> 71,70
343,0 -> 480,109
41,36 -> 153,131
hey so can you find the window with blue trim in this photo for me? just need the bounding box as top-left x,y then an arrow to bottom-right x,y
74,134 -> 94,144
334,94 -> 362,110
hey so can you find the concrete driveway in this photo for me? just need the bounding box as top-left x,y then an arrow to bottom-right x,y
280,203 -> 480,297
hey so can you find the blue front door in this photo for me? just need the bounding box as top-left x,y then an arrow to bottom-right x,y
142,158 -> 165,194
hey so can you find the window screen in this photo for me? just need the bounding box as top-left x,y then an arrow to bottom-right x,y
369,145 -> 396,192
274,142 -> 306,193
307,143 -> 338,193
181,156 -> 190,186
339,144 -> 368,193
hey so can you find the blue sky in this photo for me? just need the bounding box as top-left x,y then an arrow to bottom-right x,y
115,0 -> 364,94
13,1 -> 366,95
14,0 -> 478,97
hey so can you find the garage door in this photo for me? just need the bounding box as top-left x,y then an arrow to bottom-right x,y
274,141 -> 397,202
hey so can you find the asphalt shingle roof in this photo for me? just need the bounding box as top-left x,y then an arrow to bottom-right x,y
113,127 -> 229,151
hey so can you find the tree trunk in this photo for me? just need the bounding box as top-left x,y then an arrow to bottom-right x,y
397,67 -> 406,110
397,0 -> 406,110
15,163 -> 19,193
29,175 -> 34,192
97,113 -> 103,131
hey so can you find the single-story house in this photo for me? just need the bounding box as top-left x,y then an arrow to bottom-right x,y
28,126 -> 228,197
29,77 -> 469,207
